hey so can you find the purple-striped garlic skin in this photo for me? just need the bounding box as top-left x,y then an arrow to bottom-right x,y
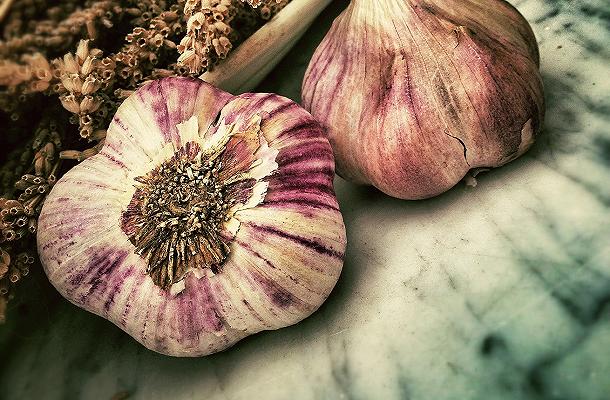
37,77 -> 346,357
302,0 -> 545,200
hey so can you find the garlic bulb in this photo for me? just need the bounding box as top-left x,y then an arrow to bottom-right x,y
302,0 -> 545,199
37,77 -> 346,357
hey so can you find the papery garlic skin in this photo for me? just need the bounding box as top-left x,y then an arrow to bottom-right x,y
37,77 -> 345,357
302,0 -> 545,199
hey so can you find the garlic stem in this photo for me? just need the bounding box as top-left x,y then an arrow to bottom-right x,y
0,0 -> 14,24
201,0 -> 333,94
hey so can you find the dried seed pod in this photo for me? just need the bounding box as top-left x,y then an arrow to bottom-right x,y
38,77 -> 346,357
302,0 -> 545,199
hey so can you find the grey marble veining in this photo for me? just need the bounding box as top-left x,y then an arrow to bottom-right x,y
1,0 -> 609,399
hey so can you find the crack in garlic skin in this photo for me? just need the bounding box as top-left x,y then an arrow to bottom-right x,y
302,0 -> 545,200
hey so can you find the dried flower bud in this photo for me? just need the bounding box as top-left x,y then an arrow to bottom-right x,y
27,80 -> 50,93
80,95 -> 102,114
62,53 -> 80,75
80,57 -> 95,77
79,114 -> 93,127
79,125 -> 93,139
213,21 -> 230,35
101,57 -> 115,69
260,6 -> 271,20
9,266 -> 20,283
76,40 -> 90,62
81,76 -> 100,95
151,34 -> 165,48
59,93 -> 80,114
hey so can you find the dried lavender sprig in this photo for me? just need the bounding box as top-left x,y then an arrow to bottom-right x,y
0,118 -> 61,321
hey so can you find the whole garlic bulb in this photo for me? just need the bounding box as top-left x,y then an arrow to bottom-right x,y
302,0 -> 545,199
37,77 -> 346,357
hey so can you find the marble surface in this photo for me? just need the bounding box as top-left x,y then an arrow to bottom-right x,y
1,0 -> 609,399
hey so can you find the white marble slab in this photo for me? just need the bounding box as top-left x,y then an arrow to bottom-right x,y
1,0 -> 609,399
